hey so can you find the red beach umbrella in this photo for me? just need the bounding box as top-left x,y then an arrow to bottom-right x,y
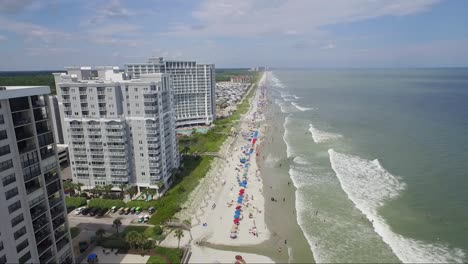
233,219 -> 240,223
235,205 -> 242,209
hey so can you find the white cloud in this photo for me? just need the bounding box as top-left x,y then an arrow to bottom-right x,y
321,43 -> 336,50
0,17 -> 70,43
169,0 -> 440,37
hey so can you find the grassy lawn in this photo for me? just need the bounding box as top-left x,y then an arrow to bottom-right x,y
154,247 -> 183,264
146,255 -> 168,264
70,227 -> 80,238
122,225 -> 154,238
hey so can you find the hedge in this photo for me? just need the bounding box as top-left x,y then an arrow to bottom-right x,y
65,197 -> 87,208
98,238 -> 129,250
88,198 -> 125,209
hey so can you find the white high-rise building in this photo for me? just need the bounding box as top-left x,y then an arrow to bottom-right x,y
0,86 -> 73,264
54,67 -> 179,192
125,57 -> 216,127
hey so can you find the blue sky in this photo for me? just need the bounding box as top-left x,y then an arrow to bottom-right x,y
0,0 -> 467,70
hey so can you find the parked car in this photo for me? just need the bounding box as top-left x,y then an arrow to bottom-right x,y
123,208 -> 130,215
74,207 -> 85,215
94,208 -> 103,217
110,206 -> 117,213
119,208 -> 125,215
135,207 -> 141,215
148,207 -> 155,214
89,208 -> 98,216
130,207 -> 136,214
98,208 -> 108,217
81,207 -> 91,215
143,215 -> 150,223
138,216 -> 144,223
66,206 -> 76,214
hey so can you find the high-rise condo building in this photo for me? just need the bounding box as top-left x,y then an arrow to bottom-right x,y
0,86 -> 74,264
54,67 -> 179,193
125,57 -> 216,127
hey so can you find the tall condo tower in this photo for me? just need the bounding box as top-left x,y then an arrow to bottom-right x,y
0,86 -> 74,264
54,67 -> 179,193
125,57 -> 216,127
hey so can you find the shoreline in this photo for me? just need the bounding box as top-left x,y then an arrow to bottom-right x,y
175,73 -> 277,263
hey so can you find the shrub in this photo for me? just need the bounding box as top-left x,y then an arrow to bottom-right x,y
88,198 -> 125,209
153,225 -> 163,236
98,238 -> 129,250
65,197 -> 87,208
154,247 -> 183,264
70,227 -> 81,238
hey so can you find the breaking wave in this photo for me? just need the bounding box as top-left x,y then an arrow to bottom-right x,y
308,124 -> 343,143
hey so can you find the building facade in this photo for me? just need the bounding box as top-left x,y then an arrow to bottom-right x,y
54,67 -> 179,192
125,57 -> 216,127
0,86 -> 73,264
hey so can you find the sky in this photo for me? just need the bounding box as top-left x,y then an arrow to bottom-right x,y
0,0 -> 467,70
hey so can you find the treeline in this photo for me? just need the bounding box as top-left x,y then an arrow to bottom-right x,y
0,73 -> 58,94
215,68 -> 255,82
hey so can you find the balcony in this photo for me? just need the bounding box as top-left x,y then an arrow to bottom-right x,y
49,197 -> 62,209
107,137 -> 125,143
107,145 -> 125,149
41,146 -> 56,160
39,248 -> 53,263
145,123 -> 158,128
18,138 -> 37,154
56,236 -> 70,252
47,181 -> 61,197
25,178 -> 41,194
97,91 -> 105,95
73,150 -> 87,155
51,203 -> 65,219
9,97 -> 30,112
62,98 -> 71,103
149,162 -> 160,167
30,204 -> 47,221
35,227 -> 50,244
106,131 -> 125,136
53,216 -> 66,230
87,130 -> 101,135
144,97 -> 156,102
33,213 -> 49,231
88,138 -> 102,142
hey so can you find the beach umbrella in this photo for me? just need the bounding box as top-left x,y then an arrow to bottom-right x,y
242,180 -> 247,184
233,219 -> 240,223
235,205 -> 242,209
235,210 -> 241,214
234,215 -> 240,219
235,255 -> 243,261
87,253 -> 97,261
240,189 -> 245,192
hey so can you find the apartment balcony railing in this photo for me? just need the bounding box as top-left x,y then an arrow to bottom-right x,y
88,138 -> 102,142
107,138 -> 125,143
145,123 -> 158,128
87,131 -> 101,135
97,91 -> 105,95
107,145 -> 125,149
106,131 -> 125,136
73,150 -> 87,155
62,99 -> 70,103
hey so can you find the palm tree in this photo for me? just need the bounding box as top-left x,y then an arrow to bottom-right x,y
75,182 -> 84,195
103,184 -> 114,197
118,183 -> 127,197
95,228 -> 105,240
147,189 -> 157,199
113,218 -> 122,235
92,186 -> 103,198
126,186 -> 138,199
63,181 -> 76,195
125,231 -> 140,250
174,229 -> 184,248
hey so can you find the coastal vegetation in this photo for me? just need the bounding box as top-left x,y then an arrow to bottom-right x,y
215,68 -> 256,82
64,197 -> 87,208
0,71 -> 58,94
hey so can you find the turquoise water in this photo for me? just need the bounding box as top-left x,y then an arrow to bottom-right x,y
269,69 -> 468,263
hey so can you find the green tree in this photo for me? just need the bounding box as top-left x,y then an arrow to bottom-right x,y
63,181 -> 76,195
118,183 -> 127,197
153,225 -> 163,236
103,184 -> 114,197
125,231 -> 140,250
174,229 -> 184,248
182,146 -> 190,156
75,182 -> 84,195
147,188 -> 157,198
126,186 -> 138,198
113,218 -> 122,235
95,228 -> 106,240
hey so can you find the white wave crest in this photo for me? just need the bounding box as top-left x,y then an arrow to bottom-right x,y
293,156 -> 311,165
291,102 -> 314,111
282,115 -> 293,158
328,149 -> 466,263
309,124 -> 343,143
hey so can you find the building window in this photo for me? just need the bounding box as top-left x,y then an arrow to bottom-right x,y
11,213 -> 24,227
5,187 -> 18,200
0,159 -> 13,172
0,130 -> 7,140
8,200 -> 21,214
2,173 -> 15,186
16,239 -> 28,253
13,226 -> 26,240
18,251 -> 31,264
0,115 -> 4,124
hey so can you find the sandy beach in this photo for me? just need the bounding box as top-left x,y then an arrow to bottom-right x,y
176,73 -> 275,263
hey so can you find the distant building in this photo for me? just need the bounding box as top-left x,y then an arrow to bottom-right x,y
0,86 -> 74,264
54,67 -> 179,193
230,75 -> 252,83
49,96 -> 64,144
125,57 -> 216,127
56,144 -> 69,168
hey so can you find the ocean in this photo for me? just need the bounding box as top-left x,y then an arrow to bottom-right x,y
266,69 -> 468,263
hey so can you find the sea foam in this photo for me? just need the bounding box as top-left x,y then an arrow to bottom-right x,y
328,149 -> 466,263
291,102 -> 314,111
282,115 -> 293,158
309,124 -> 343,143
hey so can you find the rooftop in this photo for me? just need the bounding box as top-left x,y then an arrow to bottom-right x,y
0,86 -> 50,100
